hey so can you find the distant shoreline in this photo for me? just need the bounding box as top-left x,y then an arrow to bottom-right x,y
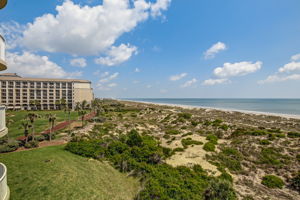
120,99 -> 300,120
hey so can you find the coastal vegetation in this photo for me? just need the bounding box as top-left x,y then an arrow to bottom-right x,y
1,99 -> 300,199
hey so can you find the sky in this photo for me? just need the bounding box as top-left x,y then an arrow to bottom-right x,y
1,0 -> 300,98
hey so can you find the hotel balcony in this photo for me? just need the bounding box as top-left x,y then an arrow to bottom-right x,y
0,35 -> 7,71
0,106 -> 7,138
0,163 -> 10,200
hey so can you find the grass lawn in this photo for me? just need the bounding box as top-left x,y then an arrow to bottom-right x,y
0,145 -> 140,200
6,110 -> 81,139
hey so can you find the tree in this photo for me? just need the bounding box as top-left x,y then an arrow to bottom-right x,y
81,100 -> 88,110
45,114 -> 56,141
27,113 -> 39,141
29,100 -> 35,110
55,100 -> 61,110
34,100 -> 41,110
20,119 -> 30,144
79,110 -> 87,127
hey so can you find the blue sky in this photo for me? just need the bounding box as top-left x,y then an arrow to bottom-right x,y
1,0 -> 300,98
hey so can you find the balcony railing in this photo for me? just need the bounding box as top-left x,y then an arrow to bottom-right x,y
0,163 -> 10,200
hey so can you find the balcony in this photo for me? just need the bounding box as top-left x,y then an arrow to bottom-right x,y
0,106 -> 7,138
0,163 -> 10,200
0,59 -> 7,71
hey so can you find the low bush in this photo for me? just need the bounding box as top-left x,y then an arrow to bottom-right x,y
181,138 -> 203,148
287,132 -> 300,138
24,140 -> 39,149
204,179 -> 237,200
261,175 -> 284,189
203,142 -> 215,152
182,132 -> 193,137
178,112 -> 192,119
0,140 -> 19,153
258,147 -> 289,167
66,130 -> 237,199
206,135 -> 218,144
165,129 -> 180,135
214,148 -> 243,172
259,139 -> 271,145
290,172 -> 300,192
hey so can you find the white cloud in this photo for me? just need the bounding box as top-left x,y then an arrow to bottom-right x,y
214,61 -> 262,78
21,0 -> 170,56
204,42 -> 227,59
70,58 -> 87,67
107,83 -> 117,87
99,72 -> 119,83
202,78 -> 230,86
96,71 -> 119,91
0,21 -> 25,49
133,80 -> 140,84
181,78 -> 197,88
258,74 -> 300,84
146,84 -> 152,88
6,51 -> 81,78
278,62 -> 300,73
135,68 -> 140,72
150,0 -> 171,17
291,53 -> 300,61
169,73 -> 187,81
160,89 -> 167,93
95,44 -> 137,66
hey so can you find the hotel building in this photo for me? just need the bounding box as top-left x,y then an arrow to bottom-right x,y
0,73 -> 94,110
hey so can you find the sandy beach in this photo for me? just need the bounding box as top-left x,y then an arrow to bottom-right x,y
121,99 -> 300,120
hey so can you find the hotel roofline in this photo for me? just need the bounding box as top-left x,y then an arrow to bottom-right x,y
0,73 -> 91,83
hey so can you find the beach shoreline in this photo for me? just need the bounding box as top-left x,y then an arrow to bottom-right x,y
120,99 -> 300,120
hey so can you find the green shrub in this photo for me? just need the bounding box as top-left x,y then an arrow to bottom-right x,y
163,134 -> 170,139
261,175 -> 284,189
178,112 -> 192,119
287,132 -> 300,138
259,139 -> 271,145
191,121 -> 199,126
0,140 -> 19,153
206,134 -> 218,144
165,129 -> 180,135
172,147 -> 185,153
258,147 -> 289,167
296,154 -> 300,162
24,140 -> 39,149
215,148 -> 243,172
35,135 -> 46,142
181,138 -> 203,148
182,132 -> 193,137
212,119 -> 223,127
66,129 -> 238,199
203,142 -> 215,152
219,124 -> 229,131
204,179 -> 237,200
290,172 -> 300,192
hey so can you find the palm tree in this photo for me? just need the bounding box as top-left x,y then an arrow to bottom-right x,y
81,100 -> 87,110
20,119 -> 30,144
45,114 -> 56,141
79,110 -> 87,127
35,100 -> 41,110
55,100 -> 61,110
27,113 -> 39,141
29,100 -> 35,110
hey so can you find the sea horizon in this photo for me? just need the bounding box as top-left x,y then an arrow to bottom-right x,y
122,98 -> 300,116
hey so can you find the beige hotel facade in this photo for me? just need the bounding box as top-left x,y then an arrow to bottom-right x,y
0,73 -> 94,110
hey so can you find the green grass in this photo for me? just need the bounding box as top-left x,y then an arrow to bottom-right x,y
0,145 -> 140,200
6,110 -> 80,138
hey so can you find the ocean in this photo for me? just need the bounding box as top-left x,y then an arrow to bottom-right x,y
124,98 -> 300,116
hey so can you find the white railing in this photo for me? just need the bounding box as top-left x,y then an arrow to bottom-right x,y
0,163 -> 9,200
